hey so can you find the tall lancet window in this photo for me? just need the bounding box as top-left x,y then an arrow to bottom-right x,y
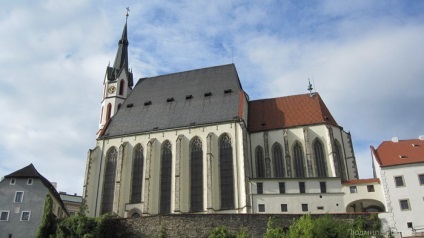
160,141 -> 172,214
273,143 -> 285,177
256,146 -> 265,178
106,103 -> 112,121
190,137 -> 203,212
130,144 -> 144,203
119,79 -> 125,96
219,133 -> 234,210
101,147 -> 118,214
314,140 -> 327,177
334,141 -> 346,181
293,142 -> 305,178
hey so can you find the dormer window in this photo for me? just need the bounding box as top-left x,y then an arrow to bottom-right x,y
224,89 -> 232,94
167,97 -> 174,102
204,92 -> 212,97
127,103 -> 134,108
144,101 -> 152,106
186,95 -> 193,100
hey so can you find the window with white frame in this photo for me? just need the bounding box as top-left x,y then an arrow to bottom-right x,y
14,191 -> 24,203
367,185 -> 375,192
349,186 -> 357,193
299,182 -> 305,193
258,204 -> 265,212
10,178 -> 16,185
21,211 -> 31,221
27,178 -> 33,185
0,211 -> 9,221
418,174 -> 424,186
281,204 -> 288,212
302,204 -> 308,212
320,182 -> 327,193
394,176 -> 405,187
399,199 -> 410,211
257,183 -> 263,194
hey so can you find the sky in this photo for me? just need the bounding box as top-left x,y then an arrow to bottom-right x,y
1,0 -> 424,195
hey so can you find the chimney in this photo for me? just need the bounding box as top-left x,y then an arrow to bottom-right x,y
392,137 -> 399,143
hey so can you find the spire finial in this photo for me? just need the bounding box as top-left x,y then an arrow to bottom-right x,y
126,7 -> 130,22
308,78 -> 315,97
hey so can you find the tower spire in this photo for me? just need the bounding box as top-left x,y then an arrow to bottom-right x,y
108,9 -> 133,87
98,9 -> 134,137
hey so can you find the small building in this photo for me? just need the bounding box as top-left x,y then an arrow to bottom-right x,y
60,192 -> 83,215
0,164 -> 69,238
250,178 -> 385,214
371,136 -> 424,236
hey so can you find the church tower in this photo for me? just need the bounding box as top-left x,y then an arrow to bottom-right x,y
98,16 -> 133,136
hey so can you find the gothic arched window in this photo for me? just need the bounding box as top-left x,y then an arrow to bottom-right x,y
334,141 -> 346,180
314,140 -> 327,177
190,137 -> 203,212
293,142 -> 305,178
119,79 -> 125,96
256,146 -> 265,178
101,147 -> 117,214
219,134 -> 234,210
106,103 -> 112,121
131,144 -> 144,203
273,143 -> 285,178
160,141 -> 172,214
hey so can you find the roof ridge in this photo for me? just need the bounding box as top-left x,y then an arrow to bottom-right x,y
140,63 -> 236,80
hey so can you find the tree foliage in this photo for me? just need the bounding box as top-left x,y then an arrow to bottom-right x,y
209,226 -> 234,238
35,197 -> 123,237
264,214 -> 383,238
36,194 -> 56,238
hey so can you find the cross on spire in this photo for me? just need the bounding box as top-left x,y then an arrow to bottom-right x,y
126,7 -> 130,21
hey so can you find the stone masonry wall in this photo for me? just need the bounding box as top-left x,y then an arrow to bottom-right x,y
112,213 -> 373,238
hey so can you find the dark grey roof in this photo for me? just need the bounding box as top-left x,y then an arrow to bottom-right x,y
101,64 -> 244,138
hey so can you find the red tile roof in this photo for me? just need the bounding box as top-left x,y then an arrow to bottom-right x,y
248,93 -> 338,132
371,139 -> 424,167
342,178 -> 380,185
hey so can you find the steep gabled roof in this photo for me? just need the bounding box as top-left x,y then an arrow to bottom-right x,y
248,93 -> 338,132
371,138 -> 424,167
100,64 -> 245,138
5,164 -> 69,216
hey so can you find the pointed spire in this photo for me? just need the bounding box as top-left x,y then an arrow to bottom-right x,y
106,9 -> 133,87
112,21 -> 129,73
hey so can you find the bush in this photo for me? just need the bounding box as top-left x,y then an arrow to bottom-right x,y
209,226 -> 234,238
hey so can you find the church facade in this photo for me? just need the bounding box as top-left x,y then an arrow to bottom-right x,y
83,21 -> 383,218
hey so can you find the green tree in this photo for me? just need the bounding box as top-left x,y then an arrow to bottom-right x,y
209,226 -> 234,238
35,194 -> 57,238
285,214 -> 314,238
263,217 -> 284,238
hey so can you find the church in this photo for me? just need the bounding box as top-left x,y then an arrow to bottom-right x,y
83,19 -> 380,218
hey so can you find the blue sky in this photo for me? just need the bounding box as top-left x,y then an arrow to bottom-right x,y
1,0 -> 424,194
